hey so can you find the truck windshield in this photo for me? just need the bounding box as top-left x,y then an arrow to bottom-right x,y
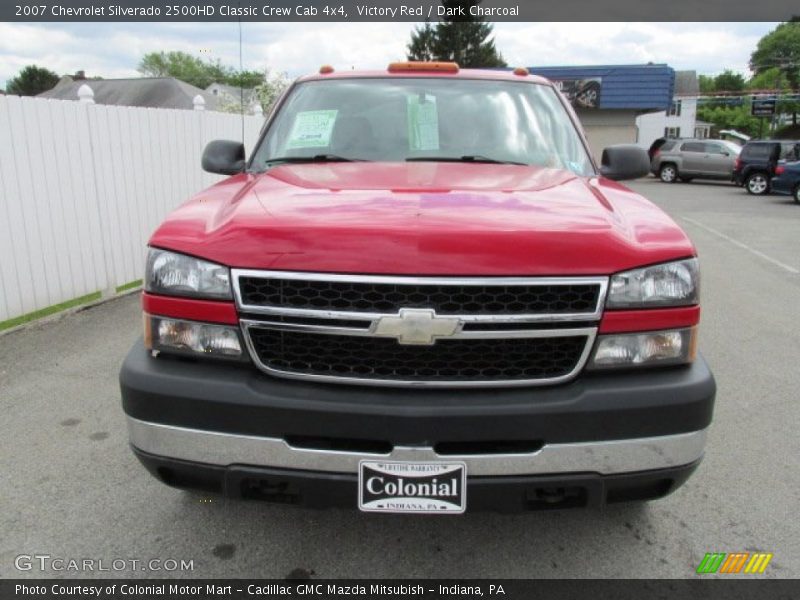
250,77 -> 594,176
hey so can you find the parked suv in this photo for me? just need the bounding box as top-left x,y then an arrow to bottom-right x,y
733,140 -> 800,195
651,138 -> 740,183
120,63 -> 715,513
771,161 -> 800,203
647,136 -> 680,161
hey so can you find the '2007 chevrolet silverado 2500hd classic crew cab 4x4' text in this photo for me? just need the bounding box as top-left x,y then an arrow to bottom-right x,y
120,62 -> 715,514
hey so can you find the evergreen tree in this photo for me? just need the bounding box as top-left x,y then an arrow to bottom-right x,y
6,65 -> 60,96
407,23 -> 436,62
406,1 -> 506,68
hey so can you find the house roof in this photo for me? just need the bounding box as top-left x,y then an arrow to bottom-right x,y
206,82 -> 258,105
38,77 -> 219,110
674,70 -> 699,97
528,64 -> 675,111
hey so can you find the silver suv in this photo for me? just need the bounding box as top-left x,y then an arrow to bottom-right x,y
651,139 -> 741,183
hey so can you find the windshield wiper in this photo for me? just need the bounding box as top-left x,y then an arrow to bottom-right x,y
406,155 -> 528,166
264,154 -> 368,165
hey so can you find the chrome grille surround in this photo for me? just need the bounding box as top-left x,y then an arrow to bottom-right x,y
233,270 -> 608,388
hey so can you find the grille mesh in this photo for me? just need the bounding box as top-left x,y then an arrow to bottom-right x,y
239,277 -> 600,315
248,328 -> 587,382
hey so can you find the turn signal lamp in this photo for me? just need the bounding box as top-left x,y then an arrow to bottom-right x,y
388,61 -> 459,73
589,327 -> 698,370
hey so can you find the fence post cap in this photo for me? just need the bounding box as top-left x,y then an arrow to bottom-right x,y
77,84 -> 95,104
193,94 -> 206,111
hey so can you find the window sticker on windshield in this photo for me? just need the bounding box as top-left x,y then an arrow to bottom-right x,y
407,94 -> 439,151
286,109 -> 338,149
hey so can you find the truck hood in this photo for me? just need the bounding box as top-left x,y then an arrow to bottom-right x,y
150,162 -> 695,275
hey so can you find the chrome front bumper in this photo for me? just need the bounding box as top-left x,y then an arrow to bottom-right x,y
127,416 -> 707,477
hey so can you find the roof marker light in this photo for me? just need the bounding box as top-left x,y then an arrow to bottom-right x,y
388,61 -> 459,73
513,67 -> 529,76
319,65 -> 335,75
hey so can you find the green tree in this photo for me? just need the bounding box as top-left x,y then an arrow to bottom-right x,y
6,64 -> 60,96
750,21 -> 800,124
698,74 -> 716,93
750,21 -> 800,89
747,68 -> 800,125
713,69 -> 746,91
407,22 -> 436,62
253,69 -> 290,113
407,1 -> 506,68
138,51 -> 269,90
697,100 -> 777,138
747,66 -> 791,90
216,69 -> 290,115
138,51 -> 233,89
226,69 -> 265,89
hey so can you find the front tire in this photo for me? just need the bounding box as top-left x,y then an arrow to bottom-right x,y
745,172 -> 769,195
793,185 -> 800,204
659,164 -> 678,183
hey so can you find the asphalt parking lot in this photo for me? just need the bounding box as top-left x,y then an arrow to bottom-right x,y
1,177 -> 798,579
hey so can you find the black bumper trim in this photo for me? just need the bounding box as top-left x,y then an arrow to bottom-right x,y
133,446 -> 701,512
120,339 -> 715,445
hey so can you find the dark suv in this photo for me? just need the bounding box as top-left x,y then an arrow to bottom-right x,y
733,140 -> 800,195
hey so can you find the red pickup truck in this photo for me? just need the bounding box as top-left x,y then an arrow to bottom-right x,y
120,63 -> 715,513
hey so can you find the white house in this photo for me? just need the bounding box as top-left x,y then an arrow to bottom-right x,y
206,82 -> 261,115
636,71 -> 710,148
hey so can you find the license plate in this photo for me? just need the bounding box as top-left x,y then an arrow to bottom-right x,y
358,460 -> 466,514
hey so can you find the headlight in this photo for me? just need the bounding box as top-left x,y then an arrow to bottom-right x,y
588,327 -> 697,370
145,248 -> 231,300
606,258 -> 699,308
144,314 -> 244,360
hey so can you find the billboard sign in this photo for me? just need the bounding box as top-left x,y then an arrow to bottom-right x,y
552,78 -> 603,109
751,97 -> 777,117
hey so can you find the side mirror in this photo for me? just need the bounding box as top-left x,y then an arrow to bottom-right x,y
202,140 -> 245,175
600,144 -> 650,181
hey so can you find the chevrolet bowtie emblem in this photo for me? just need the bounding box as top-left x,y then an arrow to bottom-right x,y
371,309 -> 462,345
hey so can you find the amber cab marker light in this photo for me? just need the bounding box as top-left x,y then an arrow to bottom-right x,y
513,67 -> 529,76
388,61 -> 459,73
319,65 -> 335,75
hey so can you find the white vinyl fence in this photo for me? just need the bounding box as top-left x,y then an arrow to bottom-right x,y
0,94 -> 264,329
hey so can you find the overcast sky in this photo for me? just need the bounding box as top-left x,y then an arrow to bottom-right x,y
0,22 -> 780,89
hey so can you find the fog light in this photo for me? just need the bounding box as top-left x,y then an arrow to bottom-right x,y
145,314 -> 243,359
589,327 -> 696,369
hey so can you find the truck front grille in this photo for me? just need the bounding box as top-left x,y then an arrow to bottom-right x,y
233,270 -> 607,388
239,276 -> 601,315
247,328 -> 588,384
